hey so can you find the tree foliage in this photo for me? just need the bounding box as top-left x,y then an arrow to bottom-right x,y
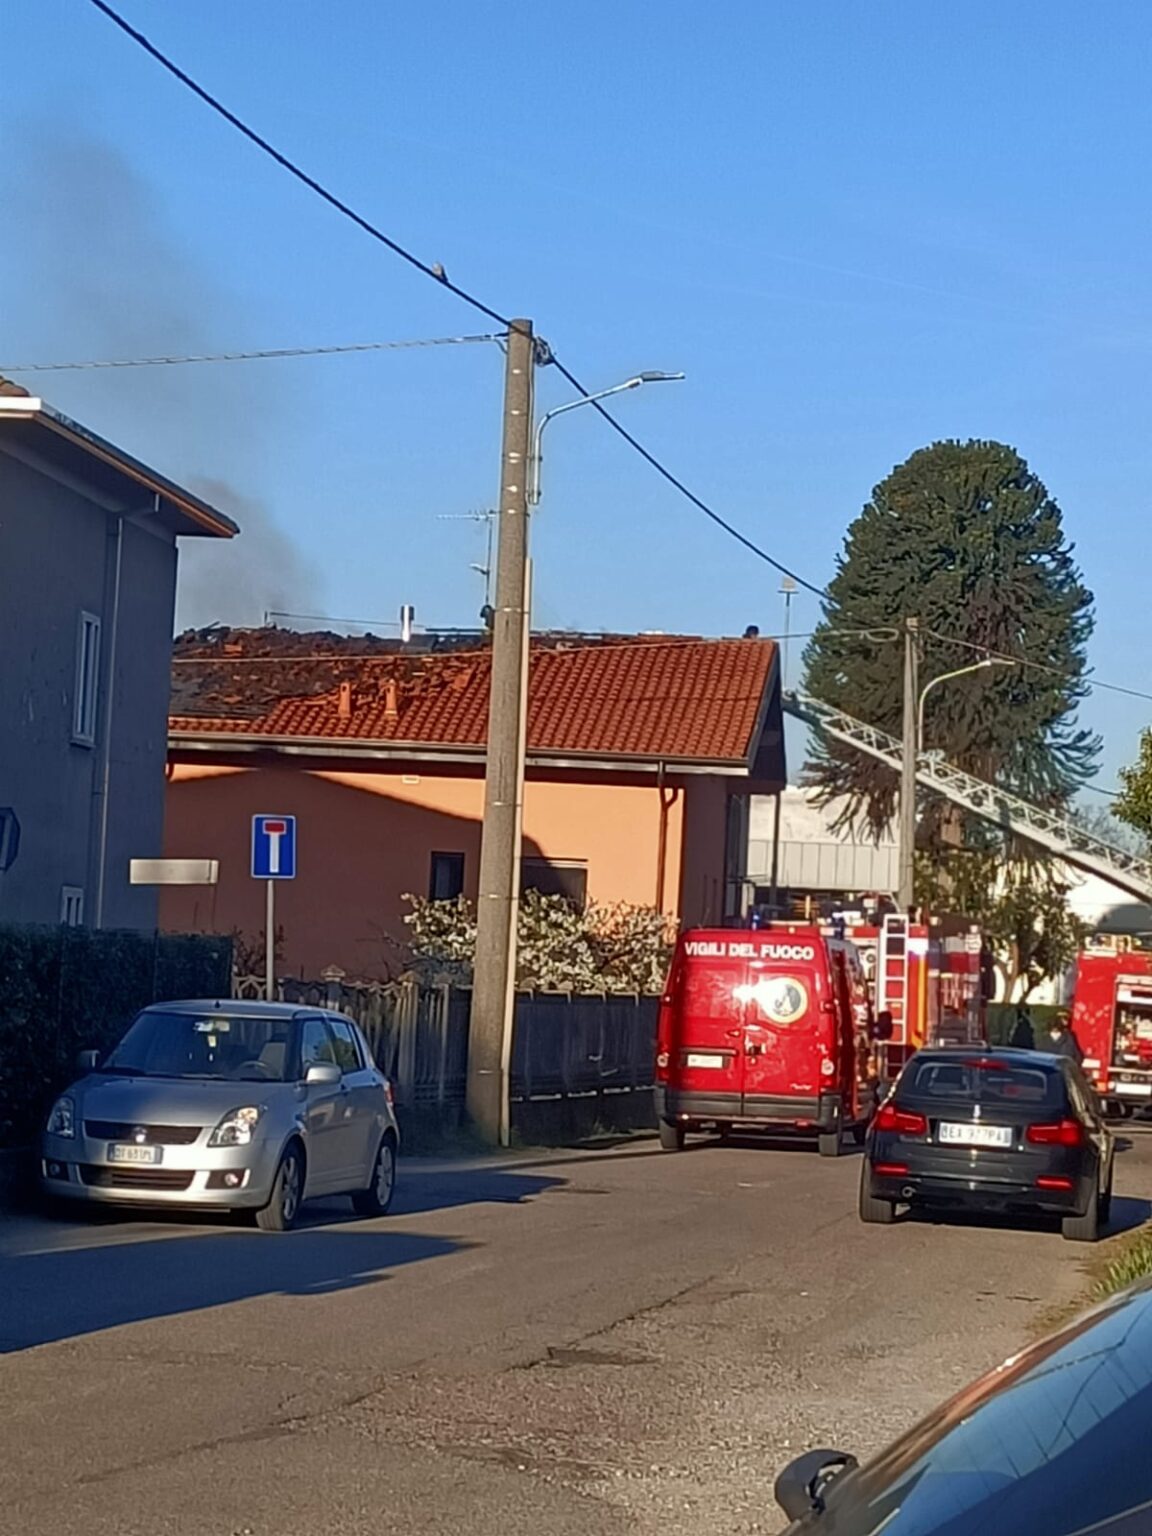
804,440 -> 1097,840
1115,731 -> 1152,850
402,892 -> 674,994
918,851 -> 1085,1001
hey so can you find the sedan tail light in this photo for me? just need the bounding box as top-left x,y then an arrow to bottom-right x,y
873,1102 -> 928,1137
1026,1118 -> 1084,1148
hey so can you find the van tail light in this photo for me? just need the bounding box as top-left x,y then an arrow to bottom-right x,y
1026,1119 -> 1084,1148
873,1102 -> 928,1138
656,1001 -> 673,1080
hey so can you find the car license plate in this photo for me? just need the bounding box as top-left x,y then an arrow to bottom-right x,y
1116,1081 -> 1152,1096
685,1053 -> 725,1069
108,1144 -> 162,1165
938,1122 -> 1013,1149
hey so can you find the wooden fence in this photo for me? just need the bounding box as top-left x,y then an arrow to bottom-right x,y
233,974 -> 658,1143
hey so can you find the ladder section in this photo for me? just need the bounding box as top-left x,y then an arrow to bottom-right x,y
784,691 -> 1152,907
877,914 -> 910,1044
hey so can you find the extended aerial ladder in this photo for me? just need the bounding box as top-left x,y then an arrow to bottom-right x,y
783,691 -> 1152,907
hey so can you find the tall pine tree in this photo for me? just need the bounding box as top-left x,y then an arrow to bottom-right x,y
803,440 -> 1097,843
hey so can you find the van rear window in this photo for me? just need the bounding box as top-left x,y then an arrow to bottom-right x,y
906,1059 -> 1062,1108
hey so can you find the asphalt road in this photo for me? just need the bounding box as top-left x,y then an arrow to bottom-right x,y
3,1128 -> 1151,1536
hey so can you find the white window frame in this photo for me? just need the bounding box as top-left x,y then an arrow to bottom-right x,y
61,886 -> 85,927
72,611 -> 102,747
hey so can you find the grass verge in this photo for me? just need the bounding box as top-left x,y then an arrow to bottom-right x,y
1030,1217 -> 1152,1339
1092,1221 -> 1152,1300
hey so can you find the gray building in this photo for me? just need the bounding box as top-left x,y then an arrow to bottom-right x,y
745,786 -> 898,913
0,383 -> 235,929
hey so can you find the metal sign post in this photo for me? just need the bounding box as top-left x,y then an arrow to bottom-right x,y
251,815 -> 297,1001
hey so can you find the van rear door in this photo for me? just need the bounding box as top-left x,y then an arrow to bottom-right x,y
740,952 -> 825,1106
672,951 -> 747,1106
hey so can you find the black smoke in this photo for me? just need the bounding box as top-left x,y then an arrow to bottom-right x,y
0,121 -> 319,629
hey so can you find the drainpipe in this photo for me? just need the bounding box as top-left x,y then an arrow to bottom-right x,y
768,785 -> 784,917
93,510 -> 126,928
655,762 -> 680,913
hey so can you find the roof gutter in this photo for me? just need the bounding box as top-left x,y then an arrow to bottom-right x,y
0,396 -> 237,537
167,730 -> 753,777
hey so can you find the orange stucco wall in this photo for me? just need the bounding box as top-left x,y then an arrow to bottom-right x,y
161,762 -> 703,978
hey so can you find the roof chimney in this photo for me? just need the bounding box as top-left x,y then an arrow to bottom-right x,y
338,681 -> 353,721
383,680 -> 399,727
400,604 -> 415,644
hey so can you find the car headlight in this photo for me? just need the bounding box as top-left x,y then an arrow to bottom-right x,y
208,1106 -> 263,1147
46,1095 -> 76,1138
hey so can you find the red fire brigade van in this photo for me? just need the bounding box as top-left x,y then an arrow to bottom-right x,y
1070,940 -> 1152,1116
655,925 -> 875,1155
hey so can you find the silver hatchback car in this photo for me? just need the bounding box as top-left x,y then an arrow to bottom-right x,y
42,1000 -> 399,1231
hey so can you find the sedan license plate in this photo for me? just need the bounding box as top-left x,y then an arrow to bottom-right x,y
938,1122 -> 1013,1149
685,1052 -> 725,1070
108,1143 -> 162,1165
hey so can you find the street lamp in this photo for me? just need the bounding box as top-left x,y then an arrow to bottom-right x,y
529,371 -> 685,505
917,658 -> 1015,755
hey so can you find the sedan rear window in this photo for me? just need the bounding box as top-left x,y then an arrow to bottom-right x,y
906,1058 -> 1061,1108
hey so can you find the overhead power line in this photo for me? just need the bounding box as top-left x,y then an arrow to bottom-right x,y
0,334 -> 503,372
86,0 -> 823,594
87,0 -> 1152,718
86,0 -> 512,330
923,628 -> 1152,706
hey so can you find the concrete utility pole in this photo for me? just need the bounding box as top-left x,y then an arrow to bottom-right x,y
468,319 -> 535,1146
898,615 -> 920,914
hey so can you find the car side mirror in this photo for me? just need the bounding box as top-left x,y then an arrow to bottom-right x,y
76,1049 -> 101,1073
774,1449 -> 858,1521
304,1062 -> 342,1086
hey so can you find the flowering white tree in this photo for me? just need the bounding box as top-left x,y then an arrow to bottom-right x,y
402,891 -> 674,994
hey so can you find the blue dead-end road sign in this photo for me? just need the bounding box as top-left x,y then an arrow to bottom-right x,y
252,815 -> 297,880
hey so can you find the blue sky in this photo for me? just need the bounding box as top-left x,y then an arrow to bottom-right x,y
4,1 -> 1151,791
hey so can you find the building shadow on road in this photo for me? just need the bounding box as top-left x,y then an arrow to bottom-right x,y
0,1166 -> 565,1355
389,1165 -> 565,1218
0,1227 -> 474,1354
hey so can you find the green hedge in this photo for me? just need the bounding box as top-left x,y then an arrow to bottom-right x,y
0,925 -> 232,1149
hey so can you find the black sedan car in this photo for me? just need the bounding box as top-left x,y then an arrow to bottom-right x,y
774,1278 -> 1152,1534
859,1047 -> 1114,1241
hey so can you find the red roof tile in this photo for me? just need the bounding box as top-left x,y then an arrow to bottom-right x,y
170,636 -> 778,767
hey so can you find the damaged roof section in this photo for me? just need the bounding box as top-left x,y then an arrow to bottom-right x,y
171,626 -> 783,774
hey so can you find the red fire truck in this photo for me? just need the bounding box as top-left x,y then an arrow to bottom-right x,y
838,913 -> 992,1076
1070,937 -> 1152,1116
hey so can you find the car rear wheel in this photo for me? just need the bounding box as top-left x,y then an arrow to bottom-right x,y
1062,1192 -> 1100,1243
256,1145 -> 304,1233
353,1134 -> 397,1217
659,1121 -> 686,1152
818,1129 -> 842,1158
858,1168 -> 895,1225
